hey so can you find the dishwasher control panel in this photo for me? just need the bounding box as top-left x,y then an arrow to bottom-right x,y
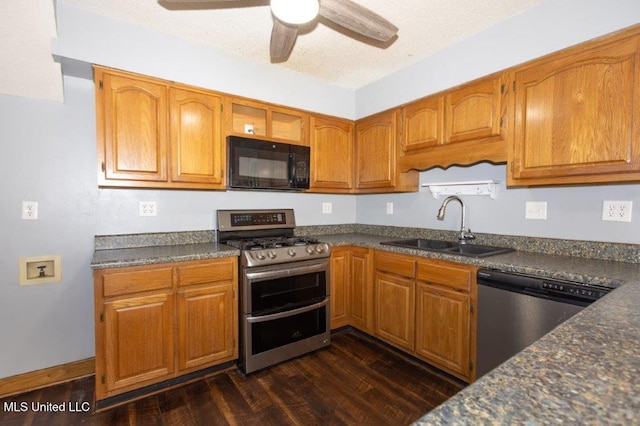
541,280 -> 610,302
478,269 -> 612,305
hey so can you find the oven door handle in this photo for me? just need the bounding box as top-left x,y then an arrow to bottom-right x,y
246,298 -> 328,323
245,259 -> 329,282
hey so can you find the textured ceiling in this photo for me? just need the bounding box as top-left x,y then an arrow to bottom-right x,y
55,0 -> 544,89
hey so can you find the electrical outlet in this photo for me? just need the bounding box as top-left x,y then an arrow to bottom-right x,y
22,201 -> 38,220
602,201 -> 632,222
525,201 -> 547,220
322,202 -> 332,214
386,202 -> 394,215
139,201 -> 157,217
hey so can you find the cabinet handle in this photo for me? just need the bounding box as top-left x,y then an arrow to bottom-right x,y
101,162 -> 105,173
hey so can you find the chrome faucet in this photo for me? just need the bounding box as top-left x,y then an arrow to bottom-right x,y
436,196 -> 475,244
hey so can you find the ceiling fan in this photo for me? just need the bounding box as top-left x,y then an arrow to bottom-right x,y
159,0 -> 398,62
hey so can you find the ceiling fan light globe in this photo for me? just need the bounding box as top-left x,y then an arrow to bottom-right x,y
270,0 -> 319,25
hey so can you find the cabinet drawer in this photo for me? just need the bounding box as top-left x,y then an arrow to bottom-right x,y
102,267 -> 173,298
416,260 -> 472,292
176,258 -> 236,287
374,251 -> 415,278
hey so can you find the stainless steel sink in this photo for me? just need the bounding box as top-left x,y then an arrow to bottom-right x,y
380,239 -> 514,258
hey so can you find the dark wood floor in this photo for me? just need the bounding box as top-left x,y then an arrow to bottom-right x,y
0,330 -> 465,425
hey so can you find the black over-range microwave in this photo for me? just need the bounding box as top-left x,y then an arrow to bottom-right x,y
227,136 -> 310,191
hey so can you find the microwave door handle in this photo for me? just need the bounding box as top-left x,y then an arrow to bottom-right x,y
289,153 -> 296,185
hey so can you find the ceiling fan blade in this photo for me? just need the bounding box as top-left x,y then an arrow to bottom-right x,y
319,0 -> 397,42
270,19 -> 298,62
161,0 -> 243,3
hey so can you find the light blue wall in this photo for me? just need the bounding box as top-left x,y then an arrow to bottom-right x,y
0,0 -> 638,380
356,164 -> 640,244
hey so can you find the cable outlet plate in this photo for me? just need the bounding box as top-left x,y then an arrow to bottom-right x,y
602,201 -> 632,222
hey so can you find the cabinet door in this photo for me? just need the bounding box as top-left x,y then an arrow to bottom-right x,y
329,247 -> 351,329
350,247 -> 372,333
415,282 -> 470,378
103,292 -> 174,393
271,106 -> 309,146
227,98 -> 308,145
402,96 -> 444,152
97,70 -> 168,183
175,258 -> 238,370
444,74 -> 506,145
170,88 -> 224,186
310,116 -> 354,191
177,282 -> 236,370
374,271 -> 415,351
510,35 -> 640,184
355,110 -> 398,189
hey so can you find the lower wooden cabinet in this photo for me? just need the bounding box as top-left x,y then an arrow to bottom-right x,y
374,270 -> 415,351
329,247 -> 373,332
415,282 -> 471,378
175,260 -> 238,372
93,257 -> 238,401
349,247 -> 373,332
103,291 -> 175,393
372,250 -> 477,382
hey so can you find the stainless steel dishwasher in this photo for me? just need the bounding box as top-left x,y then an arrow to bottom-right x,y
476,268 -> 611,378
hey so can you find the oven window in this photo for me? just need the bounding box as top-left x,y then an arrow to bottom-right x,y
250,271 -> 326,315
251,307 -> 327,355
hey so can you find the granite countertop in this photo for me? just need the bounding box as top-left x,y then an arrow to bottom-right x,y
91,241 -> 239,269
91,231 -> 240,269
316,233 -> 639,288
91,228 -> 640,423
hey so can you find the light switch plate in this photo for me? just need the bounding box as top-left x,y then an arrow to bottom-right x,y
386,202 -> 394,215
525,201 -> 547,220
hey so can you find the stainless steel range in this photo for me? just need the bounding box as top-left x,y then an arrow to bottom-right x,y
217,209 -> 331,374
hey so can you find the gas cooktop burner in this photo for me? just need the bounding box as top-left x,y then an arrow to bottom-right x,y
217,209 -> 330,267
226,237 -> 320,251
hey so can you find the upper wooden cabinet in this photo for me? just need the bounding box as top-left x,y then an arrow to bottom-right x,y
95,66 -> 226,190
402,96 -> 444,152
355,109 -> 419,193
400,72 -> 510,171
309,115 -> 354,192
225,98 -> 309,146
445,74 -> 507,145
169,88 -> 224,186
509,31 -> 640,186
97,70 -> 169,183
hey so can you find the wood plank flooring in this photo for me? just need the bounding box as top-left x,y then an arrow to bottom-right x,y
0,330 -> 465,425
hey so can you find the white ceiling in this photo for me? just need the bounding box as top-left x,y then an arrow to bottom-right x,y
55,0 -> 544,90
